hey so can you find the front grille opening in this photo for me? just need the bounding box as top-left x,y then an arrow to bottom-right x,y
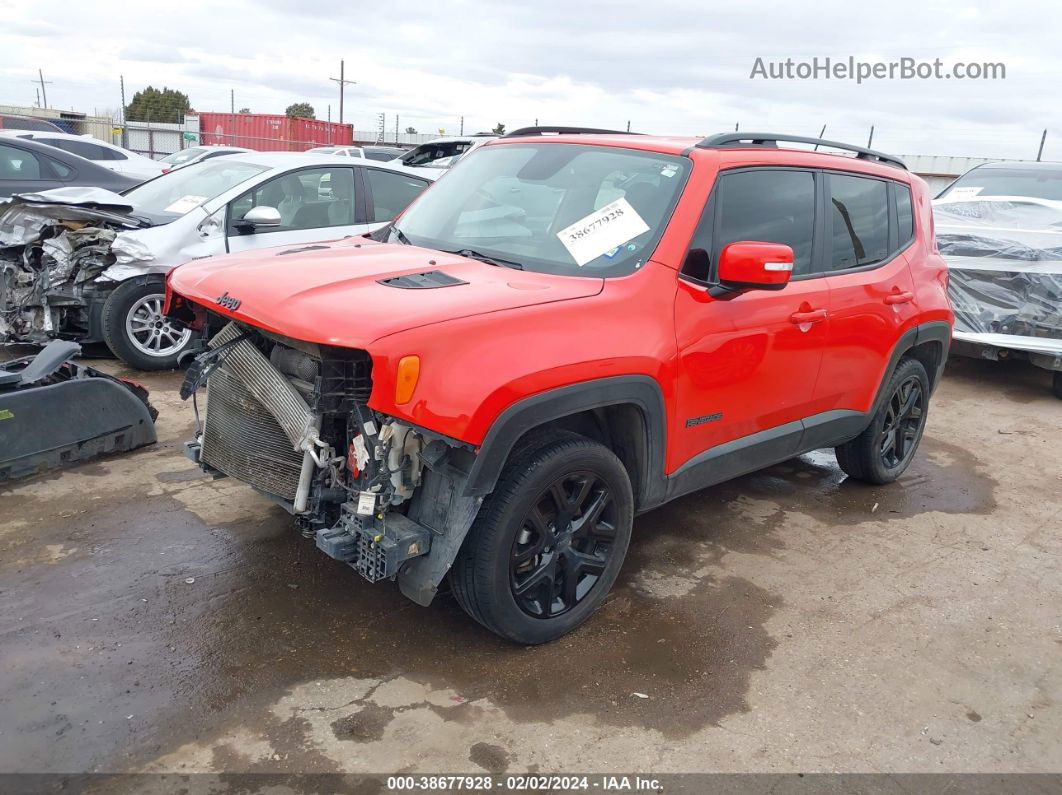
198,323 -> 376,502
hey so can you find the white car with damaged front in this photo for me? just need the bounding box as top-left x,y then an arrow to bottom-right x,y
0,152 -> 436,369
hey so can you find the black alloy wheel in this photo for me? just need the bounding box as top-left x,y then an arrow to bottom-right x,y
510,471 -> 617,619
835,357 -> 931,485
878,374 -> 925,470
449,430 -> 634,644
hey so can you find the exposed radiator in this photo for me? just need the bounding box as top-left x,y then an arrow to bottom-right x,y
201,366 -> 304,500
207,322 -> 317,450
200,322 -> 319,502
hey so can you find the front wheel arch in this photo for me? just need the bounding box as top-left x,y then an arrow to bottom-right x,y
463,376 -> 667,510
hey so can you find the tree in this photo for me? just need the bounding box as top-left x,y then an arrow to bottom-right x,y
285,102 -> 315,119
491,122 -> 506,135
404,126 -> 417,134
238,107 -> 251,114
125,86 -> 191,123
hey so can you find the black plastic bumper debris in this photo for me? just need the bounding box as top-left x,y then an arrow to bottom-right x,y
0,341 -> 158,481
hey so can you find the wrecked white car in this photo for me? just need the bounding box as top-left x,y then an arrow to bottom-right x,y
0,153 -> 435,369
934,161 -> 1062,399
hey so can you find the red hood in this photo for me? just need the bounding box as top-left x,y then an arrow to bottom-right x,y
169,238 -> 604,348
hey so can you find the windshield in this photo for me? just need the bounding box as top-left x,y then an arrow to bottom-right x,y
123,160 -> 269,217
159,147 -> 208,165
392,143 -> 690,277
939,167 -> 1062,202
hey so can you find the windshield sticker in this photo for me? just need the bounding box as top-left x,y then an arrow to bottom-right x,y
557,197 -> 650,266
163,195 -> 208,214
660,165 -> 679,178
948,186 -> 983,199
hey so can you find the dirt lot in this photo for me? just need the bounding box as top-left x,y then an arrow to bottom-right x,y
0,352 -> 1059,776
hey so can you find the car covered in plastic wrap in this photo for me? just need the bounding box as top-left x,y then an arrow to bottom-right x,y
934,161 -> 1062,398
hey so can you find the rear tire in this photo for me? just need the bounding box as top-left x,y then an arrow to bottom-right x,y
1052,371 -> 1062,400
450,430 -> 634,644
835,358 -> 930,485
102,277 -> 194,371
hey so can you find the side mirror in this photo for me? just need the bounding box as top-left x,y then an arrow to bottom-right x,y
717,241 -> 794,292
239,205 -> 282,229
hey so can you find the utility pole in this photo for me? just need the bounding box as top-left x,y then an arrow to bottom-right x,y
32,69 -> 52,109
230,89 -> 234,115
459,116 -> 464,135
1037,129 -> 1047,161
867,125 -> 875,148
626,120 -> 631,132
735,122 -> 739,131
395,114 -> 399,145
120,75 -> 128,149
329,60 -> 356,125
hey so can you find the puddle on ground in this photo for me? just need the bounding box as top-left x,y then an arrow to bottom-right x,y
671,435 -> 998,526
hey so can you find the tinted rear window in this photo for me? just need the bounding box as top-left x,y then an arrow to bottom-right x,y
828,174 -> 889,270
896,183 -> 914,243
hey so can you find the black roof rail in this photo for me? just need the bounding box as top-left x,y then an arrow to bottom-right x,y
697,132 -> 907,170
503,125 -> 640,138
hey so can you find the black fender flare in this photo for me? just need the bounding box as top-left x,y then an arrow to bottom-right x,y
870,320 -> 952,415
464,375 -> 668,509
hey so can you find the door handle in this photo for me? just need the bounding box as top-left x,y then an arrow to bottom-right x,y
789,308 -> 828,324
884,291 -> 915,305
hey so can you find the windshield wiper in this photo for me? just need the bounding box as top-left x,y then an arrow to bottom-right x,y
391,226 -> 412,245
449,248 -> 524,270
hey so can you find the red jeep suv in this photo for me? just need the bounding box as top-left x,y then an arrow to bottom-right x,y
167,128 -> 952,644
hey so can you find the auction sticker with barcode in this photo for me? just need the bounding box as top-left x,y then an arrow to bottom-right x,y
557,198 -> 649,266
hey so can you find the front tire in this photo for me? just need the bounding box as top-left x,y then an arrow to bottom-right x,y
835,357 -> 930,484
101,277 -> 194,370
1052,371 -> 1062,400
450,430 -> 634,644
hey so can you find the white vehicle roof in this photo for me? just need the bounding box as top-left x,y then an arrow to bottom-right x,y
0,130 -> 152,157
417,135 -> 496,144
214,151 -> 434,178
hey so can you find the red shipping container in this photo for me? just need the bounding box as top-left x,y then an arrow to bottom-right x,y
192,112 -> 353,152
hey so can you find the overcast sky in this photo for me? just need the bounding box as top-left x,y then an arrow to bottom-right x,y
2,0 -> 1058,159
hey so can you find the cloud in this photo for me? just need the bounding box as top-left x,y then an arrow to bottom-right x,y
0,0 -> 1058,159
119,45 -> 188,65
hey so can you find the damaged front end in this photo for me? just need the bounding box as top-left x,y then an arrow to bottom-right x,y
0,190 -> 150,343
181,321 -> 482,606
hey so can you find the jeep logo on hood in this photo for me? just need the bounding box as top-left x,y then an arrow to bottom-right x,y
216,291 -> 242,311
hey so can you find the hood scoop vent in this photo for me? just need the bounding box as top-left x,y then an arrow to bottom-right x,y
378,270 -> 468,289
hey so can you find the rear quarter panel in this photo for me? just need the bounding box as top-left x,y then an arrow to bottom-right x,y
909,175 -> 955,329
